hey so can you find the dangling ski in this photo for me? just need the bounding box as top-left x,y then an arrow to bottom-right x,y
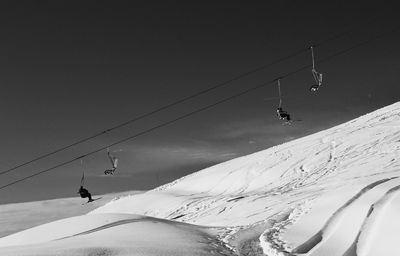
282,119 -> 302,125
81,197 -> 102,205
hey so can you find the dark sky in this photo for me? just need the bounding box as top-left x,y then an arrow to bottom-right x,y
0,1 -> 399,203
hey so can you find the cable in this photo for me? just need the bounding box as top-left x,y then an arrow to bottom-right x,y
0,19 -> 377,177
1,24 -> 399,191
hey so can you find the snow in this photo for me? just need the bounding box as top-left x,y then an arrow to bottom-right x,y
287,178 -> 400,256
0,190 -> 142,238
0,213 -> 233,256
355,184 -> 400,256
1,102 -> 400,255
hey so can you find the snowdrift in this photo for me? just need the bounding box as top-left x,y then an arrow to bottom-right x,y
1,102 -> 400,255
0,213 -> 232,256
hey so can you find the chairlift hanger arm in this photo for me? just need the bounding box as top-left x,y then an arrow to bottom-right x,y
310,45 -> 316,70
277,78 -> 282,108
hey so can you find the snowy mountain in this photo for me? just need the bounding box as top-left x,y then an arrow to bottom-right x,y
1,102 -> 400,256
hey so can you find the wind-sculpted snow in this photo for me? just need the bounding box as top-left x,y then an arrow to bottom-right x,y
291,178 -> 396,254
344,184 -> 400,256
2,102 -> 400,255
0,214 -> 234,256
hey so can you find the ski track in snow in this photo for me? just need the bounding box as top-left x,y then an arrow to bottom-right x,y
2,102 -> 400,255
89,102 -> 400,255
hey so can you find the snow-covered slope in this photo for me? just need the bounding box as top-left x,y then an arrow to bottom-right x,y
0,213 -> 232,256
91,102 -> 400,255
1,102 -> 400,255
0,190 -> 142,238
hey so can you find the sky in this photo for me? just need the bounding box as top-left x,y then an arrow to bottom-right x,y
0,1 -> 399,203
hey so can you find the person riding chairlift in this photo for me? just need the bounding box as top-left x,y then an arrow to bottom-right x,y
77,169 -> 93,203
77,186 -> 93,203
275,79 -> 291,123
276,107 -> 291,122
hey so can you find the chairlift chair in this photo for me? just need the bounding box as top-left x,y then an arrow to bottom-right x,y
276,79 -> 291,122
309,46 -> 323,92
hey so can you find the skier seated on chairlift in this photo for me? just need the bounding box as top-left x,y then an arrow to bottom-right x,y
277,107 -> 291,122
104,150 -> 118,175
77,186 -> 93,203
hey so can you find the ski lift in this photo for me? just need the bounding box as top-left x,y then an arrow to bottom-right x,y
309,45 -> 323,92
77,160 -> 93,202
104,148 -> 118,175
276,79 -> 291,123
